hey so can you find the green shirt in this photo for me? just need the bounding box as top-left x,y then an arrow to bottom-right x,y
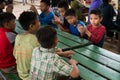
30,47 -> 73,80
13,33 -> 40,80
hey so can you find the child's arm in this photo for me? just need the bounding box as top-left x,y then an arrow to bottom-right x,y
77,24 -> 86,37
68,59 -> 79,78
55,48 -> 74,58
85,27 -> 92,37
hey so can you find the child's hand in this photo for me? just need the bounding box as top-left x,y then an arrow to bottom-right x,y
69,59 -> 78,65
56,50 -> 74,57
30,5 -> 38,14
77,24 -> 86,36
52,16 -> 62,25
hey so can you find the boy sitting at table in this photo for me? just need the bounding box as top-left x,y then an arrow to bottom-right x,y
0,12 -> 17,73
13,11 -> 40,80
30,26 -> 79,80
30,0 -> 57,28
64,9 -> 86,37
78,9 -> 106,47
52,0 -> 70,32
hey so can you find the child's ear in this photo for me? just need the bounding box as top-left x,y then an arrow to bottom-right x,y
29,24 -> 34,30
55,37 -> 58,44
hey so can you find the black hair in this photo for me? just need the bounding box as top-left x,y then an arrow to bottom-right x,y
36,26 -> 57,48
64,9 -> 76,17
57,0 -> 69,10
90,9 -> 102,18
18,11 -> 37,30
102,0 -> 109,4
0,12 -> 16,27
40,0 -> 50,6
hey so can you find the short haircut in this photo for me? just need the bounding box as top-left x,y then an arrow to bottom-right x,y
18,11 -> 37,30
64,9 -> 76,17
0,12 -> 16,27
57,0 -> 69,10
36,26 -> 57,48
40,0 -> 50,6
90,9 -> 102,18
103,0 -> 109,3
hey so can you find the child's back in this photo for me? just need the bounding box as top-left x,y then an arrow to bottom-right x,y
30,26 -> 79,80
13,11 -> 40,80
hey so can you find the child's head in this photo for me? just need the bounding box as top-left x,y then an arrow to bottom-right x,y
0,12 -> 16,30
90,9 -> 102,26
103,0 -> 111,3
57,0 -> 69,17
36,26 -> 58,49
65,9 -> 78,25
18,11 -> 40,33
0,0 -> 5,10
40,0 -> 50,12
6,4 -> 13,13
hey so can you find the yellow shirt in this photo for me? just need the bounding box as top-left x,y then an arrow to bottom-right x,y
13,33 -> 40,80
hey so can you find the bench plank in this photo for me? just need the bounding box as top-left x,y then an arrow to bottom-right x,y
84,45 -> 120,62
74,47 -> 120,72
71,52 -> 120,80
57,30 -> 91,45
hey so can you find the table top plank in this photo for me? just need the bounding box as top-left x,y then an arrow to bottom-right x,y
71,52 -> 120,80
74,47 -> 120,72
84,45 -> 120,62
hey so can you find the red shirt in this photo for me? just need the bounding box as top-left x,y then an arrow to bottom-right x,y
0,27 -> 16,68
87,24 -> 106,44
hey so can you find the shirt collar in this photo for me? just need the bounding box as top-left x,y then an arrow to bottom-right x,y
39,47 -> 57,53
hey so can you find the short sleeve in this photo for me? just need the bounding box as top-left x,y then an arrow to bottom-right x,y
53,56 -> 73,76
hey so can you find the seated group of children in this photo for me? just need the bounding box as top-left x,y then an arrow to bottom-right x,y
0,0 -> 106,80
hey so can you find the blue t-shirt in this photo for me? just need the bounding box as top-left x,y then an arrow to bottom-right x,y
69,20 -> 85,36
39,12 -> 58,28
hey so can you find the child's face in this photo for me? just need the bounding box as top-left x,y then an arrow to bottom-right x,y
7,19 -> 16,31
30,17 -> 40,33
90,14 -> 102,26
0,2 -> 5,10
58,8 -> 66,17
65,16 -> 77,25
6,4 -> 13,13
40,2 -> 49,12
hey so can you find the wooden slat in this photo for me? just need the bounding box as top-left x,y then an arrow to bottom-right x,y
84,45 -> 120,62
57,30 -> 91,45
74,47 -> 120,72
71,52 -> 120,80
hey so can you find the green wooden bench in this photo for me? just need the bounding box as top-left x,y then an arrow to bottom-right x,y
0,71 -> 21,80
70,45 -> 120,80
57,30 -> 92,50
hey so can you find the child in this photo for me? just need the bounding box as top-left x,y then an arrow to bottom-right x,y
0,12 -> 17,73
30,0 -> 57,28
100,0 -> 116,38
52,0 -> 70,31
30,26 -> 79,80
78,9 -> 106,47
6,4 -> 13,13
0,0 -> 5,13
13,11 -> 40,80
64,9 -> 86,37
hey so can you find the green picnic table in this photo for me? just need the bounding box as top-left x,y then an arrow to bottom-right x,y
68,44 -> 120,80
57,30 -> 92,50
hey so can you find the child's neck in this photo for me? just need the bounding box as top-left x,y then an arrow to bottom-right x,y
73,20 -> 78,26
44,10 -> 50,15
92,23 -> 101,28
